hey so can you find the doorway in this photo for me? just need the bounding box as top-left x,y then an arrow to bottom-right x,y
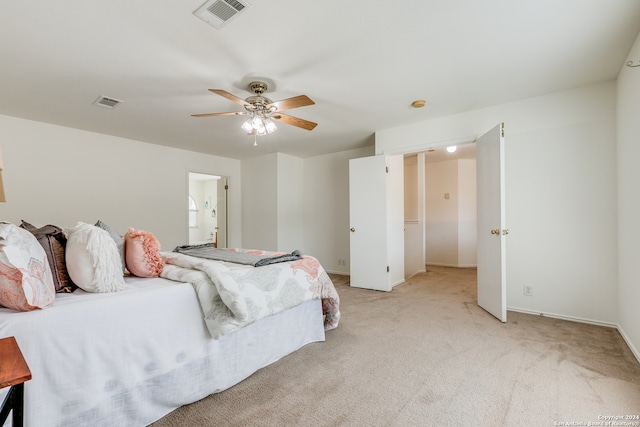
188,172 -> 228,247
404,142 -> 477,278
350,125 -> 506,321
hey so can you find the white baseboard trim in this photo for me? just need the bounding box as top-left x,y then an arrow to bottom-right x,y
503,307 -> 640,365
325,269 -> 349,276
616,324 -> 640,365
507,306 -> 618,329
426,263 -> 477,268
405,269 -> 426,280
392,279 -> 406,288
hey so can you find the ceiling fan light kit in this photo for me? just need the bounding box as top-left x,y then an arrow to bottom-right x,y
192,80 -> 317,145
241,116 -> 277,135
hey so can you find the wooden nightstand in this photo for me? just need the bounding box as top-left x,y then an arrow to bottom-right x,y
0,336 -> 32,427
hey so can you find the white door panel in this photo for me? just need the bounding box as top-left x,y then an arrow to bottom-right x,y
476,123 -> 507,322
349,156 -> 390,291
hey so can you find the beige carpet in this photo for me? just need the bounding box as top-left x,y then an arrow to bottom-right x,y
152,267 -> 640,426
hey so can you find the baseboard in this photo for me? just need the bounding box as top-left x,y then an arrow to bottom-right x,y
426,263 -> 477,268
325,269 -> 349,275
507,307 -> 640,362
405,269 -> 426,280
616,324 -> 640,365
507,306 -> 618,329
392,279 -> 406,288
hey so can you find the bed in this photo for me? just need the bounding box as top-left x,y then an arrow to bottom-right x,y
0,223 -> 340,427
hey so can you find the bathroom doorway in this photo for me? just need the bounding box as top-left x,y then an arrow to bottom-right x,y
188,172 -> 228,247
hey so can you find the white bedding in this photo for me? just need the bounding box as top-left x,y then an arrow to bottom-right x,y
161,250 -> 340,338
0,276 -> 325,427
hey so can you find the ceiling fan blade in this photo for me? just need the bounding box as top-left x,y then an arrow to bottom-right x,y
191,111 -> 246,117
268,95 -> 315,111
272,113 -> 317,131
209,89 -> 250,106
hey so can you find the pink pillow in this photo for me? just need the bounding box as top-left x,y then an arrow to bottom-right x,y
125,227 -> 164,278
0,222 -> 56,311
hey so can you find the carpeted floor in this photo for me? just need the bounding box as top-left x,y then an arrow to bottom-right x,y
151,267 -> 640,426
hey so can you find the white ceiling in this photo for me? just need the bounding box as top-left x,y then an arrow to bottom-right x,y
1,1 -> 639,160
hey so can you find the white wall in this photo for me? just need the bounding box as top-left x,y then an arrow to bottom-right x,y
425,160 -> 459,266
276,153 -> 303,252
404,156 -> 418,219
241,153 -> 278,250
302,146 -> 375,274
241,152 -> 304,252
617,31 -> 640,359
188,179 -> 205,243
376,81 -> 619,325
423,159 -> 476,268
0,114 -> 241,251
404,155 -> 425,278
457,159 -> 477,267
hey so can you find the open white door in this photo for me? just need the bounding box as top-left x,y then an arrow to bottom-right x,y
476,123 -> 507,322
216,177 -> 228,248
349,155 -> 404,291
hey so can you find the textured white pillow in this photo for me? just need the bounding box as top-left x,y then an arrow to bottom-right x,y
95,220 -> 126,273
65,222 -> 127,293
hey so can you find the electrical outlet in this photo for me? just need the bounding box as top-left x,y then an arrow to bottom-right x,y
523,285 -> 533,297
337,259 -> 346,266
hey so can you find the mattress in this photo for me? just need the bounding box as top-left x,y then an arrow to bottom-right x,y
0,276 -> 325,427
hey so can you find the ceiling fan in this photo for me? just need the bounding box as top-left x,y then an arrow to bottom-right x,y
192,81 -> 317,136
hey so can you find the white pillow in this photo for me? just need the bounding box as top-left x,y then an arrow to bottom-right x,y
95,220 -> 126,273
0,222 -> 56,311
65,222 -> 127,293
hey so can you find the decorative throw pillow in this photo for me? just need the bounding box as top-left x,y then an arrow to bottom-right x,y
65,222 -> 127,293
95,220 -> 126,273
0,222 -> 56,311
19,220 -> 77,293
124,227 -> 164,278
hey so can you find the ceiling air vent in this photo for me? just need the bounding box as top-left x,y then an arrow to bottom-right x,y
193,0 -> 251,29
93,95 -> 122,109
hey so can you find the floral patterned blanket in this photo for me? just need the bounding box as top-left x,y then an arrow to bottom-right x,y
160,248 -> 340,339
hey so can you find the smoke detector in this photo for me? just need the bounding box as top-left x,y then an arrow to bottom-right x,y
194,0 -> 252,29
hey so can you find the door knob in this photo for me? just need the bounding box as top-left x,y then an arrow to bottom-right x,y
491,229 -> 500,235
350,227 -> 356,232
502,229 -> 509,235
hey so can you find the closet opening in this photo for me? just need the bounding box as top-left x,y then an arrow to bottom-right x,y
404,142 -> 477,278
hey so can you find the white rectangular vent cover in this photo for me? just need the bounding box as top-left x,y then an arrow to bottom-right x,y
194,0 -> 251,29
93,95 -> 122,109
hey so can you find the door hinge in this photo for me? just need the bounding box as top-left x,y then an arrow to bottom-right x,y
385,166 -> 389,173
501,122 -> 505,138
224,184 -> 228,190
386,266 -> 390,273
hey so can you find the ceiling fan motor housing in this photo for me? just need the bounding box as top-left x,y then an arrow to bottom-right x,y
248,81 -> 268,95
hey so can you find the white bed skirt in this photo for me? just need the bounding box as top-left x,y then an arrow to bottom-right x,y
0,277 -> 325,427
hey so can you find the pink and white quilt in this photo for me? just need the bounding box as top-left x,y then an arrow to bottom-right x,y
160,248 -> 340,339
